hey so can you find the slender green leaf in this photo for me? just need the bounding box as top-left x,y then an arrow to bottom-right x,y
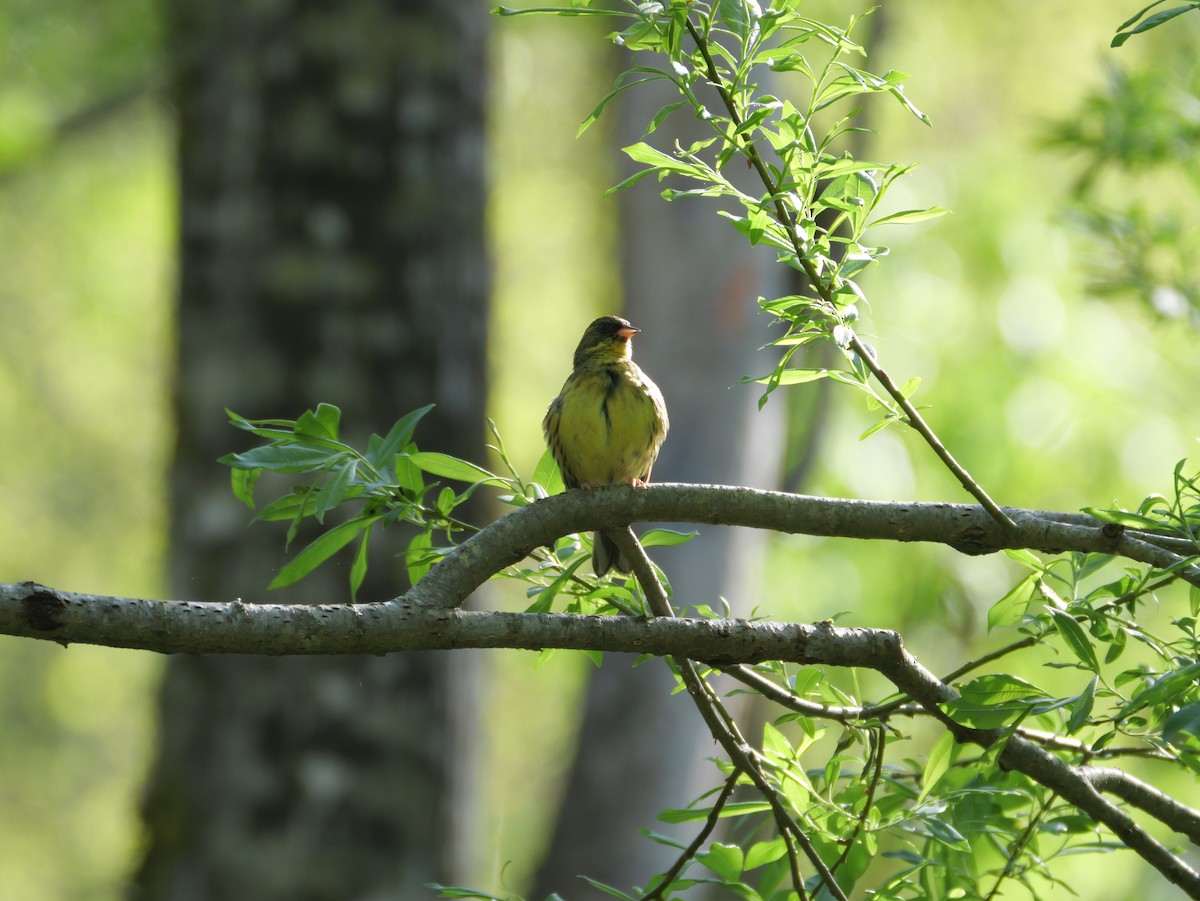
532,449 -> 566,495
407,452 -> 505,485
948,673 -> 1051,729
269,515 -> 381,590
313,460 -> 358,524
1112,2 -> 1199,45
638,528 -> 698,548
657,801 -> 772,823
406,530 -> 435,586
867,206 -> 949,228
492,5 -> 630,17
526,556 -> 588,613
918,732 -> 955,804
739,368 -> 832,386
1163,702 -> 1200,745
367,404 -> 435,468
221,444 -> 340,473
1050,610 -> 1101,672
349,529 -> 370,601
230,467 -> 259,509
1120,659 -> 1200,718
1068,676 -> 1099,734
988,573 -> 1039,630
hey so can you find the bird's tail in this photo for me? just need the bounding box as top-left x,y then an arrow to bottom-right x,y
592,529 -> 631,576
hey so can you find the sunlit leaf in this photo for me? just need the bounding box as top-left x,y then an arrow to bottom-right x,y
268,515 -> 381,590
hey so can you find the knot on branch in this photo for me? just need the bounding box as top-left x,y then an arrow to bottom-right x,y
19,582 -> 67,633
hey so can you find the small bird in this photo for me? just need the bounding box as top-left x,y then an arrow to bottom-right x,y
543,315 -> 670,575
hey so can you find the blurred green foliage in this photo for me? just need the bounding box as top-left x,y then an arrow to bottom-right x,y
0,2 -> 168,899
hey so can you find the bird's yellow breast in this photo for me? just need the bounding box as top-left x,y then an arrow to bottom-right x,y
548,360 -> 667,489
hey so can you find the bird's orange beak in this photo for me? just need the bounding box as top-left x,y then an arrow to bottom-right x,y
617,326 -> 640,340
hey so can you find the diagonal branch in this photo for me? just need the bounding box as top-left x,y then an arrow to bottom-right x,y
1086,766 -> 1200,844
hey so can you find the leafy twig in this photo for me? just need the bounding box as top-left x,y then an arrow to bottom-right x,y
638,766 -> 743,901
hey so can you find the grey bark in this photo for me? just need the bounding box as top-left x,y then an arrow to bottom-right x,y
134,2 -> 488,898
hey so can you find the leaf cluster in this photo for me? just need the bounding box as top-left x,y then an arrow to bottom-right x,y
220,403 -> 694,609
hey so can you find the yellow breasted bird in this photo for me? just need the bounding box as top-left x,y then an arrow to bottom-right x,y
543,315 -> 669,575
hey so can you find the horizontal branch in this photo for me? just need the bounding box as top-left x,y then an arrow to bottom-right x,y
0,581 -> 938,678
405,484 -> 1200,609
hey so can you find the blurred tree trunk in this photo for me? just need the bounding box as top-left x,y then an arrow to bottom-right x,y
531,67 -> 787,899
135,2 -> 488,898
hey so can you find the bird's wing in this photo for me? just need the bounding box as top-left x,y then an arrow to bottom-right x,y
542,393 -> 580,490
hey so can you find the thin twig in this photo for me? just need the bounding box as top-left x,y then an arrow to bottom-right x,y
830,724 -> 887,875
615,528 -> 849,901
983,791 -> 1058,901
681,15 -> 1015,532
639,766 -> 743,901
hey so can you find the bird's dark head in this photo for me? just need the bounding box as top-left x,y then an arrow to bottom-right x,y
573,315 -> 639,367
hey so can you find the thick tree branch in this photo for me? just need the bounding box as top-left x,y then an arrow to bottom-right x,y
926,719 -> 1200,897
0,580 -> 938,670
1087,767 -> 1200,844
405,484 -> 1200,610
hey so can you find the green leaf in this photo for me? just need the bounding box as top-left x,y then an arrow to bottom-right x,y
1004,548 -> 1046,571
578,73 -> 665,137
406,530 -> 435,586
424,884 -> 507,900
867,206 -> 950,228
745,838 -> 786,870
1050,610 -> 1101,672
532,449 -> 566,495
407,452 -> 505,485
947,674 -> 1051,729
1120,659 -> 1200,718
230,467 -> 259,509
576,876 -> 637,901
988,573 -> 1039,630
313,460 -> 358,524
859,413 -> 901,440
1068,676 -> 1098,734
526,556 -> 588,613
1163,702 -> 1200,745
621,141 -> 707,179
395,453 -> 424,494
349,529 -> 371,602
697,843 -> 744,882
1115,0 -> 1172,29
1112,2 -> 1199,46
638,528 -> 698,548
221,444 -> 341,473
918,732 -> 955,804
922,816 -> 971,851
296,403 -> 341,440
1080,506 -> 1166,530
739,368 -> 832,386
367,404 -> 435,468
268,515 -> 381,590
717,0 -> 762,47
657,801 -> 772,823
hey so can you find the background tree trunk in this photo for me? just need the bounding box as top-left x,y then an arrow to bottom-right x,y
531,65 -> 786,899
135,2 -> 488,897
